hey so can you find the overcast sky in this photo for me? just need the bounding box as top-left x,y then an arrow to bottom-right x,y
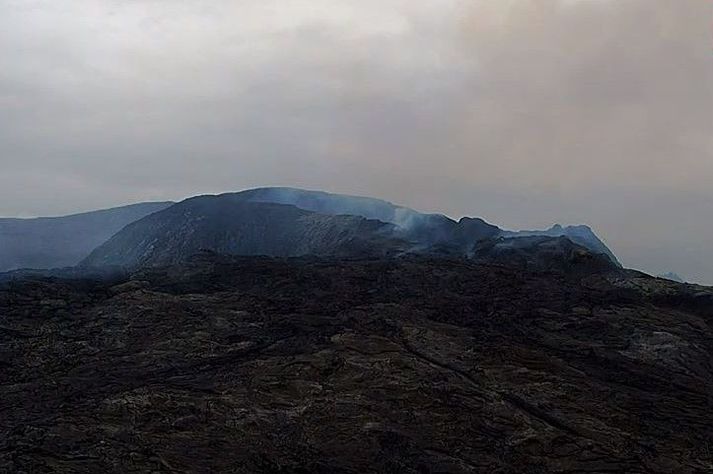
1,0 -> 712,283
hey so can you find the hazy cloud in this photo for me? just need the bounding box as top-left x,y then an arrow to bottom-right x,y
0,0 -> 711,282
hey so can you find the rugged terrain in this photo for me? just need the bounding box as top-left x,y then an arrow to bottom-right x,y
1,254 -> 712,473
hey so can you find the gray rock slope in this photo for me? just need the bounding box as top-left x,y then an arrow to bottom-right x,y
0,202 -> 172,271
239,187 -> 620,263
82,196 -> 405,268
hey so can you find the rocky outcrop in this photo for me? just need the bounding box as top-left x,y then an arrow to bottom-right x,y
504,223 -> 621,267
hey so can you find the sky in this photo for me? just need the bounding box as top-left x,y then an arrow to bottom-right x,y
0,0 -> 712,283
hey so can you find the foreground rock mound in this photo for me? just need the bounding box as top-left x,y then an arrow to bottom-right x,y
1,255 -> 712,472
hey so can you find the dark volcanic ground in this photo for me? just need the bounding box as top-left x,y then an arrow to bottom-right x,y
1,254 -> 713,473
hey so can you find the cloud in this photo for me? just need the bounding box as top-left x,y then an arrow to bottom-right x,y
447,0 -> 713,282
0,0 -> 711,282
453,0 -> 712,190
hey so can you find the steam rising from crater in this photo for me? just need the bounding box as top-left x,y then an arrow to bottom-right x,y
0,0 -> 711,282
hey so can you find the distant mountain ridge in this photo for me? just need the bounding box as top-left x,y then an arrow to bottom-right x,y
82,196 -> 405,268
0,188 -> 621,273
82,188 -> 620,271
0,202 -> 173,272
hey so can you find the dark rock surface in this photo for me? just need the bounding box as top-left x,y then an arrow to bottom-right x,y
1,254 -> 712,473
240,187 -> 503,250
504,224 -> 621,267
472,236 -> 616,275
224,188 -> 614,261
